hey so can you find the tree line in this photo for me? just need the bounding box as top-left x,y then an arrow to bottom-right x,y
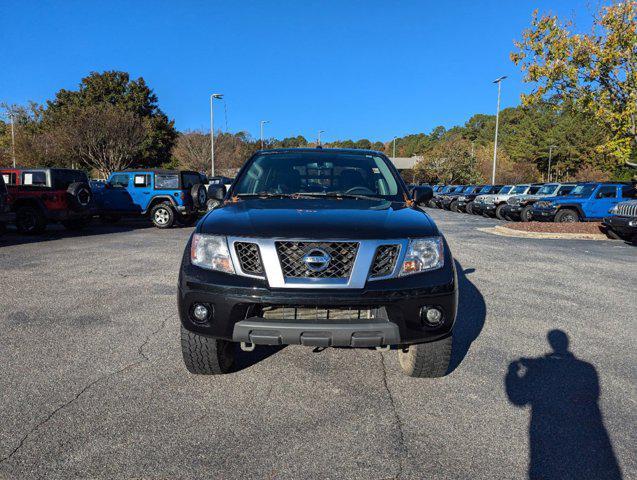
0,1 -> 634,182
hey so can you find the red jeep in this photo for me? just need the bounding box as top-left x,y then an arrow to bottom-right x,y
1,167 -> 93,234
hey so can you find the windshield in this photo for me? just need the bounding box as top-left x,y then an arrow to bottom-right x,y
232,152 -> 401,199
498,186 -> 513,194
570,184 -> 596,197
452,186 -> 465,193
510,185 -> 529,194
463,186 -> 475,193
479,186 -> 492,193
537,184 -> 559,195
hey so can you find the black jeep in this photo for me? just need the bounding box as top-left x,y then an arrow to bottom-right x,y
178,148 -> 458,378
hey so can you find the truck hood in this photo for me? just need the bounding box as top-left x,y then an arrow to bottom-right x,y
198,198 -> 438,239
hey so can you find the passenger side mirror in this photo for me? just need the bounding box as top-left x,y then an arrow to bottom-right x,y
412,186 -> 433,205
208,185 -> 226,201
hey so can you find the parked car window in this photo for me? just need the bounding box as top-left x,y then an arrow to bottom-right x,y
537,184 -> 559,195
133,174 -> 150,187
233,152 -> 400,198
497,186 -> 513,194
528,186 -> 541,194
181,173 -> 201,189
22,171 -> 47,186
557,185 -> 575,195
155,174 -> 179,189
2,172 -> 17,185
570,184 -> 596,197
620,185 -> 636,198
510,185 -> 529,195
52,170 -> 89,189
110,174 -> 130,188
595,186 -> 617,199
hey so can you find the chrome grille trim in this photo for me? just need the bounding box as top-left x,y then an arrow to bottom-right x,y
235,242 -> 264,276
227,237 -> 410,289
616,201 -> 637,217
369,244 -> 401,279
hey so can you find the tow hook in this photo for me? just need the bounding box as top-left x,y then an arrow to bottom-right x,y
240,342 -> 255,352
375,345 -> 390,352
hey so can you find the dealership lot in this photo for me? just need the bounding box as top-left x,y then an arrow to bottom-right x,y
0,211 -> 635,480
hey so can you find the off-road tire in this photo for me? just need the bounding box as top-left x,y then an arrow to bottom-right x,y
191,184 -> 207,209
180,325 -> 235,375
449,200 -> 459,213
427,199 -> 437,208
495,204 -> 507,220
466,201 -> 475,215
520,205 -> 533,222
555,208 -> 580,223
398,334 -> 453,378
151,202 -> 175,228
604,228 -> 622,240
66,182 -> 92,211
16,206 -> 46,234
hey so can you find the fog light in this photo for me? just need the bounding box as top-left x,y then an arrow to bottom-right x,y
192,303 -> 211,323
629,220 -> 637,227
420,306 -> 443,326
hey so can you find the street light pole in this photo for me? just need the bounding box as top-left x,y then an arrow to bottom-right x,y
548,145 -> 558,181
209,93 -> 223,177
392,136 -> 397,158
260,120 -> 269,149
491,76 -> 507,184
318,130 -> 325,145
9,113 -> 16,168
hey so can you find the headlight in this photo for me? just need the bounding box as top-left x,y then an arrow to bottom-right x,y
458,196 -> 466,201
609,205 -> 618,214
399,237 -> 444,276
190,234 -> 235,273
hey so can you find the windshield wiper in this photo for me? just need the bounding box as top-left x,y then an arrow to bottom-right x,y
300,192 -> 386,202
235,192 -> 316,199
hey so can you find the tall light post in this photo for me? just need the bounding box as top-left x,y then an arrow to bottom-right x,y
392,136 -> 397,158
260,120 -> 269,149
547,145 -> 558,181
209,93 -> 223,177
491,76 -> 507,183
318,130 -> 325,145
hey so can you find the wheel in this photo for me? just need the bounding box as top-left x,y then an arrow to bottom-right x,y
555,208 -> 579,223
16,206 -> 46,234
495,204 -> 507,220
177,213 -> 199,227
62,217 -> 91,231
604,228 -> 622,240
466,202 -> 475,215
190,184 -> 207,209
520,205 -> 533,222
449,201 -> 459,213
151,203 -> 176,228
180,325 -> 235,375
398,335 -> 453,378
66,182 -> 92,211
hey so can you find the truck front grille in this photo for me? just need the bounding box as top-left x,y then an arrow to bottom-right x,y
275,241 -> 358,278
235,242 -> 263,275
616,201 -> 637,217
369,245 -> 400,278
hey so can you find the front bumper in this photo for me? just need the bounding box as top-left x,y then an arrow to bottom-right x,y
178,245 -> 458,347
531,208 -> 557,221
500,205 -> 522,219
473,203 -> 495,215
602,216 -> 637,237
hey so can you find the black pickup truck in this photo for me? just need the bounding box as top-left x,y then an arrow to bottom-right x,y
178,148 -> 457,378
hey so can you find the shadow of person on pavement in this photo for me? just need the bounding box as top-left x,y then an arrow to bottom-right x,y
447,261 -> 486,373
505,330 -> 622,480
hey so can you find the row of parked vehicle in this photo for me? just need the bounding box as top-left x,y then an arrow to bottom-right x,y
0,167 -> 232,235
424,181 -> 637,242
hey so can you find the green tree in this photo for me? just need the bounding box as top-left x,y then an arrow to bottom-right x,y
511,1 -> 637,166
44,71 -> 177,167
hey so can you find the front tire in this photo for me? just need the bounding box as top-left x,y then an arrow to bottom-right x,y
495,204 -> 507,220
449,200 -> 459,213
466,201 -> 475,215
16,206 -> 46,234
398,335 -> 453,378
520,205 -> 533,222
151,203 -> 176,228
555,208 -> 580,223
180,326 -> 235,375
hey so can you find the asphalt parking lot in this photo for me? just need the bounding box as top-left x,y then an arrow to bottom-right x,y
0,211 -> 635,480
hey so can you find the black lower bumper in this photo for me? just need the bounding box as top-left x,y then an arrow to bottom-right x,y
602,216 -> 637,238
473,203 -> 495,215
531,208 -> 557,221
178,258 -> 458,347
500,205 -> 521,219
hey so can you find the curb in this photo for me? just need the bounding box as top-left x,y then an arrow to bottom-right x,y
478,226 -> 612,241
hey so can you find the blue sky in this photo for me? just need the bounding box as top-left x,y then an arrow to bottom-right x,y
0,0 -> 594,143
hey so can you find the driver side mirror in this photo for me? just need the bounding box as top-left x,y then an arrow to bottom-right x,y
208,185 -> 226,201
412,186 -> 433,205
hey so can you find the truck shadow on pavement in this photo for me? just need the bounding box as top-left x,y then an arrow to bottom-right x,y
232,345 -> 286,373
505,330 -> 622,480
447,261 -> 486,374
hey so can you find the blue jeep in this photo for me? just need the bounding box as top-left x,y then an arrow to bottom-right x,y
530,182 -> 634,222
93,170 -> 209,228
